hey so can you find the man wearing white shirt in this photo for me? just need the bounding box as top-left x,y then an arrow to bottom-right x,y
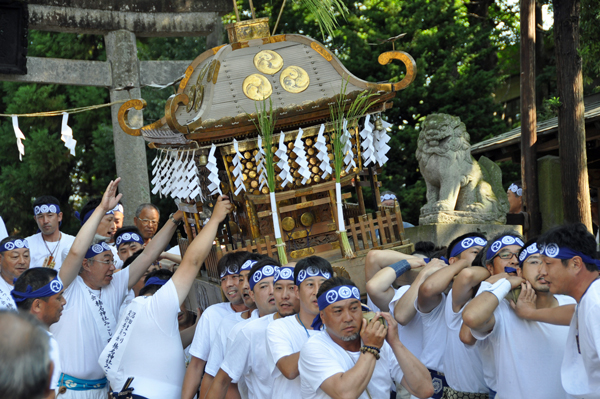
366,253 -> 445,399
207,259 -> 282,399
13,268 -> 67,399
417,233 -> 488,399
463,235 -> 576,399
298,277 -> 433,399
50,178 -> 185,399
0,236 -> 31,311
200,254 -> 265,399
535,224 -> 600,399
267,256 -> 333,399
98,196 -> 232,399
27,196 -> 76,271
181,251 -> 251,399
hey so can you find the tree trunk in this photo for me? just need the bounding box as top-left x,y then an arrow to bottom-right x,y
521,0 -> 541,237
553,0 -> 592,231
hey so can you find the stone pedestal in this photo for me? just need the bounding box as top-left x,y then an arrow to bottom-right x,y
419,211 -> 507,225
404,223 -> 523,250
538,155 -> 564,232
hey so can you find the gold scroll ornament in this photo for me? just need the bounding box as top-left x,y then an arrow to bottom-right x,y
280,66 -> 309,94
243,74 -> 273,101
376,51 -> 417,91
254,50 -> 284,75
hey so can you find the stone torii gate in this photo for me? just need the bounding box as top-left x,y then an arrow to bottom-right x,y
0,0 -> 230,222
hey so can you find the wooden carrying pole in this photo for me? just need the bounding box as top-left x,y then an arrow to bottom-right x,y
520,0 -> 541,237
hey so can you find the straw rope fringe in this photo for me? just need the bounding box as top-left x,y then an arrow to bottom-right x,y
0,99 -> 128,118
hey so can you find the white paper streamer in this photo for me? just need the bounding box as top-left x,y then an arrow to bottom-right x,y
374,117 -> 392,167
12,116 -> 25,161
151,151 -> 164,195
255,136 -> 268,191
359,114 -> 376,167
207,144 -> 222,196
342,119 -> 356,173
276,132 -> 293,187
293,128 -> 311,184
60,113 -> 77,156
335,182 -> 345,231
315,124 -> 332,179
232,139 -> 246,195
270,192 -> 282,239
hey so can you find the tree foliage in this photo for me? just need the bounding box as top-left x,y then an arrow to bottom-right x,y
0,0 -> 597,234
0,32 -> 114,236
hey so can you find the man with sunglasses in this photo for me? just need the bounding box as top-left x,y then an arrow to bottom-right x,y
463,233 -> 575,399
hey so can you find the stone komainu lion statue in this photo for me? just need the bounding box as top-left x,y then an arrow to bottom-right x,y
416,114 -> 508,216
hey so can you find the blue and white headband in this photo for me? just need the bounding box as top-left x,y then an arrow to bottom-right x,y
274,266 -> 295,283
144,276 -> 169,287
423,256 -> 449,264
539,243 -> 600,269
450,237 -> 487,258
34,204 -> 61,216
486,235 -> 525,260
0,238 -> 29,253
295,266 -> 331,285
115,232 -> 144,249
311,285 -> 361,329
78,206 -> 117,226
11,276 -> 63,303
508,183 -> 523,197
85,242 -> 112,259
240,260 -> 257,272
114,204 -> 124,214
219,264 -> 240,279
381,193 -> 397,201
518,243 -> 540,265
249,265 -> 278,290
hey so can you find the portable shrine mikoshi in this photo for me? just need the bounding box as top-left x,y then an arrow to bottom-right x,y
118,17 -> 417,285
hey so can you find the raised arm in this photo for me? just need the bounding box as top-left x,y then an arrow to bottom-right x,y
172,196 -> 231,304
417,259 -> 470,313
462,275 -> 523,334
58,179 -> 122,288
126,210 -> 184,289
394,259 -> 446,325
365,249 -> 418,284
381,313 -> 433,399
510,281 -> 575,326
452,267 -> 491,313
366,256 -> 425,311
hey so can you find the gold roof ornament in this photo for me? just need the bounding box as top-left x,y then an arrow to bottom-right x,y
118,19 -> 417,142
120,10 -> 416,265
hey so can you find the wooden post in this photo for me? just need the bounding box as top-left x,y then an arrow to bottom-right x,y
553,0 -> 592,231
355,177 -> 366,216
520,0 -> 541,237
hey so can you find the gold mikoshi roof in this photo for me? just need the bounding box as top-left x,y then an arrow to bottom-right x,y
118,18 -> 417,147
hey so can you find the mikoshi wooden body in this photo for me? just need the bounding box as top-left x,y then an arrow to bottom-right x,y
118,18 -> 417,290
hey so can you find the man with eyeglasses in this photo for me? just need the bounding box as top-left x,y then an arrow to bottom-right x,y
462,234 -> 575,399
50,178 -> 186,399
133,204 -> 161,244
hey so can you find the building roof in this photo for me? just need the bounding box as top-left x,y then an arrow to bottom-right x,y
471,97 -> 600,159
